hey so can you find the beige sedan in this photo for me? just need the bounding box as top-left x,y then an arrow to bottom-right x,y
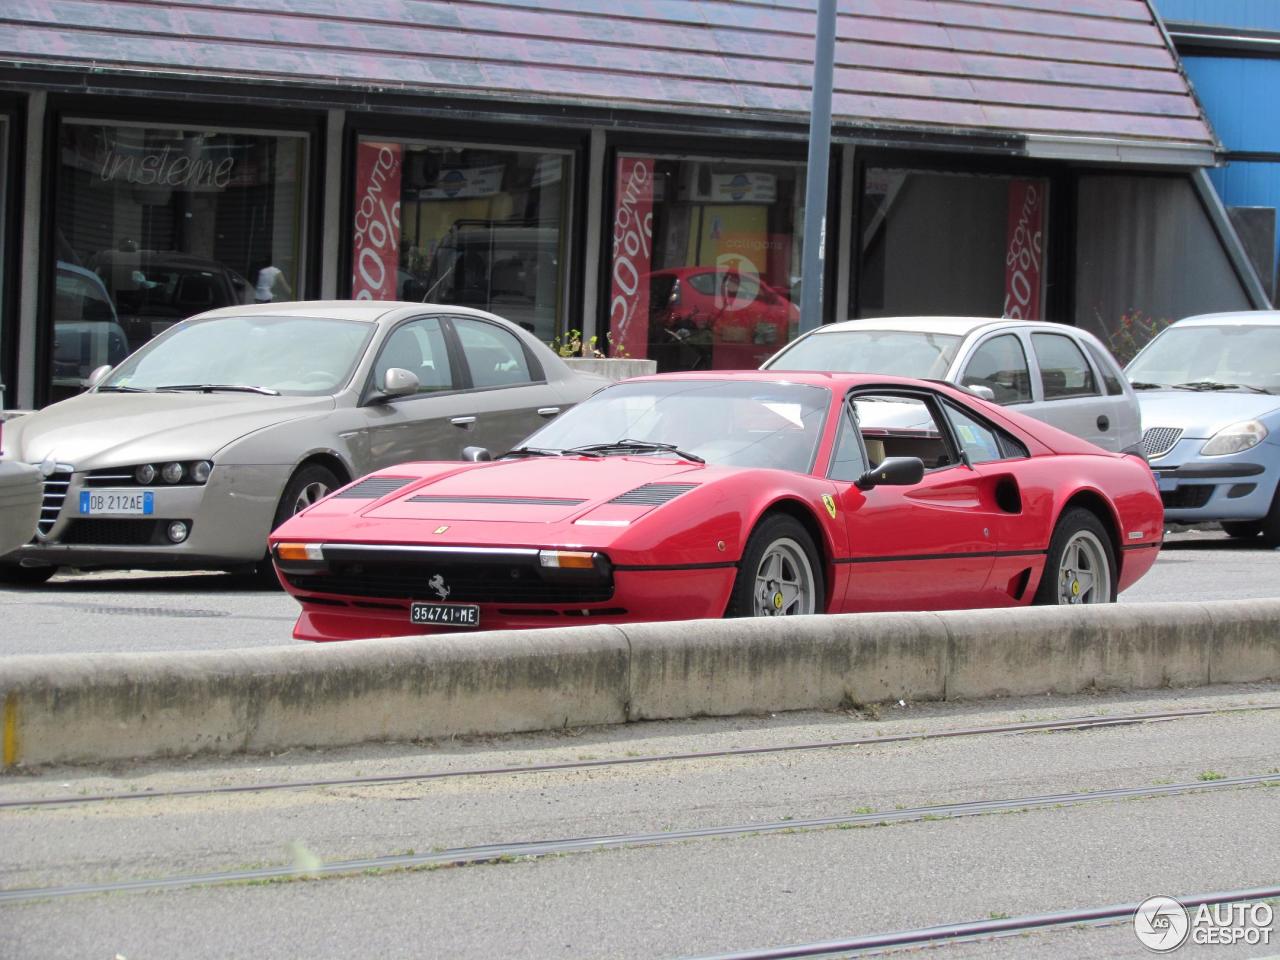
1,301 -> 607,584
0,458 -> 41,557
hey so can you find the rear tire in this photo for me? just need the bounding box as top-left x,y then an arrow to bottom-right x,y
1033,507 -> 1117,606
725,514 -> 824,618
0,564 -> 57,586
254,463 -> 342,588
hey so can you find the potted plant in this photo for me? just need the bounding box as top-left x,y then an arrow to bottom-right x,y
553,330 -> 657,381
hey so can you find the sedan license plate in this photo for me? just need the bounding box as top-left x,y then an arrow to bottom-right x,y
410,602 -> 480,628
79,490 -> 154,516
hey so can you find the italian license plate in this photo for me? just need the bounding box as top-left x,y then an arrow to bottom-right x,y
79,489 -> 154,516
410,602 -> 480,628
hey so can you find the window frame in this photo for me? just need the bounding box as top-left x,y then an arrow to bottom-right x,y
957,331 -> 1034,406
1030,331 -> 1102,401
843,386 -> 963,476
827,400 -> 870,483
1081,337 -> 1127,396
940,398 -> 1030,464
361,314 -> 461,403
43,100 -> 319,407
345,129 -> 577,344
447,313 -> 545,392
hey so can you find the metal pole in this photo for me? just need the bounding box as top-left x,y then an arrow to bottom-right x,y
799,0 -> 838,334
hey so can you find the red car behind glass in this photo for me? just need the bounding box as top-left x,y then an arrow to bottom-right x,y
270,372 -> 1163,642
647,267 -> 799,370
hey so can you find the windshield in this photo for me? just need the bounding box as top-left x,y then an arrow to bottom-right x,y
1126,324 -> 1280,392
521,379 -> 831,473
101,314 -> 374,396
767,329 -> 963,379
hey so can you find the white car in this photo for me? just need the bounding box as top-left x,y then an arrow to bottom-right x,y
763,316 -> 1142,453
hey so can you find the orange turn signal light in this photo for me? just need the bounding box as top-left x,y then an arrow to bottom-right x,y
539,550 -> 596,569
276,542 -> 323,562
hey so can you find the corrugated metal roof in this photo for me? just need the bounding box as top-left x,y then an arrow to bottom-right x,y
0,0 -> 1217,163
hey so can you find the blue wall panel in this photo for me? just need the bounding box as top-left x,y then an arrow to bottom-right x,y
1155,0 -> 1280,31
1182,56 -> 1280,153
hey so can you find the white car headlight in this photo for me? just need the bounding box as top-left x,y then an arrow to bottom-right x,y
1200,419 -> 1268,457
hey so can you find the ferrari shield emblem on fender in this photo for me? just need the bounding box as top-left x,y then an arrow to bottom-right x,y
821,494 -> 837,519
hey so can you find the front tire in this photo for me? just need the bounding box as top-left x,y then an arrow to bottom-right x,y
1258,481 -> 1280,548
726,514 -> 824,618
1221,520 -> 1262,540
0,564 -> 57,586
254,463 -> 342,588
1034,507 -> 1117,606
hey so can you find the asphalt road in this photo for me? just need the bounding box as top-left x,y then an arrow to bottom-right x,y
3,529 -> 1280,958
4,686 -> 1279,959
0,528 -> 1276,655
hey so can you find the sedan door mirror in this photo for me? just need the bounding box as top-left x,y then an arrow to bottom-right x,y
461,446 -> 492,462
379,367 -> 420,400
856,456 -> 925,490
85,364 -> 113,390
966,384 -> 996,401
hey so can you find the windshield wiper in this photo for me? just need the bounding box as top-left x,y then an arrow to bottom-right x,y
1172,380 -> 1271,394
1128,381 -> 1168,390
567,439 -> 705,463
95,384 -> 149,393
157,384 -> 280,396
500,446 -> 607,459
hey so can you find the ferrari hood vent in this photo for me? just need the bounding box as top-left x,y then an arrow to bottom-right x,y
336,476 -> 416,499
608,482 -> 698,506
406,494 -> 587,507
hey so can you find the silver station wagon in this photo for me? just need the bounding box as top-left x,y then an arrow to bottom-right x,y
1,301 -> 607,584
763,316 -> 1142,453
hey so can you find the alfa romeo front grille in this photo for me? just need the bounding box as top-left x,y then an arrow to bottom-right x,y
608,483 -> 698,506
37,470 -> 72,537
61,519 -> 169,545
83,468 -> 138,487
1141,427 -> 1183,460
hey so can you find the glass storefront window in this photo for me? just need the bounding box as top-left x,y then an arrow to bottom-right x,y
856,168 -> 1048,321
351,139 -> 569,344
0,116 -> 7,409
51,121 -> 307,402
609,155 -> 804,372
1074,174 -> 1251,365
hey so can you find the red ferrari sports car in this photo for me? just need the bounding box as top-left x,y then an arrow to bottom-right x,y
270,371 -> 1163,642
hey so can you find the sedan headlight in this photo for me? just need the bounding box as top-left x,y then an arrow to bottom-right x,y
1200,420 -> 1268,457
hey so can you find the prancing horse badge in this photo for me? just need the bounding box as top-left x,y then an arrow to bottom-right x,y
822,494 -> 837,519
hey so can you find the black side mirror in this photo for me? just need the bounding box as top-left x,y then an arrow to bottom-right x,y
462,446 -> 492,462
856,456 -> 924,490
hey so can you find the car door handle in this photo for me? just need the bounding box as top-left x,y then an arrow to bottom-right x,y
1097,415 -> 1110,431
537,407 -> 561,418
450,416 -> 477,427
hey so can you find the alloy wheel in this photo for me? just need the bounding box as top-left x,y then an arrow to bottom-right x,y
290,480 -> 332,515
1056,529 -> 1112,604
751,537 -> 817,616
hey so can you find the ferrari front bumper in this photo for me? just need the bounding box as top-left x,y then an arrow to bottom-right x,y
282,564 -> 738,641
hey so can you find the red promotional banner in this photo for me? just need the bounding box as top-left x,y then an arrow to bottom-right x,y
1003,179 -> 1045,321
609,156 -> 654,359
351,141 -> 403,301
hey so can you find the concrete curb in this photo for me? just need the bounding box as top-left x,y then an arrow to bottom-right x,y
1,599 -> 1278,766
